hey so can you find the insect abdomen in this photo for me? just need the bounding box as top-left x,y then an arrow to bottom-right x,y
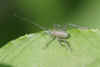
51,31 -> 68,38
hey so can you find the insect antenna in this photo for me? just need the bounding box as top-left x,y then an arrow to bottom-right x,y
13,14 -> 48,31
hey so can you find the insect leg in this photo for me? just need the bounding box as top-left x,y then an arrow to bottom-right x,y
56,38 -> 64,47
63,40 -> 72,52
43,36 -> 56,49
62,24 -> 67,31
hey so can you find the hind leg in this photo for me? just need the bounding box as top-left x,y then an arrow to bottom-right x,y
63,40 -> 72,52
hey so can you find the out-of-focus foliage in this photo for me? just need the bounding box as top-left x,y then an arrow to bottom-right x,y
0,0 -> 100,46
15,0 -> 100,28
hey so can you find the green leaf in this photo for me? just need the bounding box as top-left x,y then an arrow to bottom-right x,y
0,28 -> 100,67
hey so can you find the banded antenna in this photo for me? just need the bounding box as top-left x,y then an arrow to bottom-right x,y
13,14 -> 47,31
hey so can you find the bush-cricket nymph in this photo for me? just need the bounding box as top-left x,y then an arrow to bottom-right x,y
44,24 -> 72,51
14,14 -> 72,51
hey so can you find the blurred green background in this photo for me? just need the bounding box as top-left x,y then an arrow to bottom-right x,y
0,0 -> 100,47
